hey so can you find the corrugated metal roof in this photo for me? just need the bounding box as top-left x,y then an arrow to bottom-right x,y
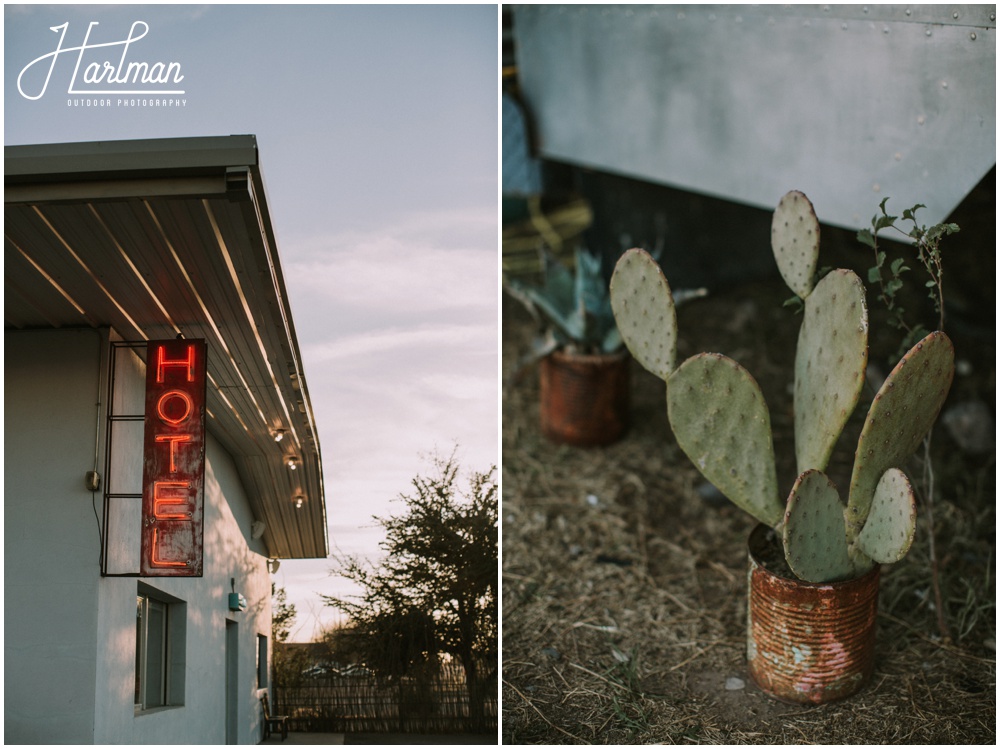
5,135 -> 327,560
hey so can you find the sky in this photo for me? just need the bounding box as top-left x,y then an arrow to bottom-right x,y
5,3 -> 499,641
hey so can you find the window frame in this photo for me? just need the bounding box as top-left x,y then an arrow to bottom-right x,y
135,583 -> 186,712
257,633 -> 269,689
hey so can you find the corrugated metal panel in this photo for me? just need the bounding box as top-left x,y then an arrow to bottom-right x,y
5,235 -> 93,327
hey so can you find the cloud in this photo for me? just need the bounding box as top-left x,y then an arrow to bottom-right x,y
419,371 -> 497,402
290,247 -> 494,315
273,207 -> 497,641
288,203 -> 495,251
303,321 -> 492,363
281,210 -> 498,355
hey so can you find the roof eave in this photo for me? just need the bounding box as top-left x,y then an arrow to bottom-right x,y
4,135 -> 328,560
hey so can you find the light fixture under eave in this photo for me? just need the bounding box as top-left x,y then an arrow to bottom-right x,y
294,495 -> 305,509
273,429 -> 285,443
286,456 -> 299,470
251,520 -> 266,539
267,558 -> 281,574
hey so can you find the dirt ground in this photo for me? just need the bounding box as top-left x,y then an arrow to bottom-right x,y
500,225 -> 995,743
261,732 -> 497,744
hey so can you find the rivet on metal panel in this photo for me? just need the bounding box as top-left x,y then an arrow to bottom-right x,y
862,6 -> 869,13
991,13 -> 996,22
883,26 -> 890,34
905,7 -> 912,15
926,28 -> 933,36
894,152 -> 902,161
952,11 -> 960,19
677,10 -> 685,20
842,22 -> 848,30
970,32 -> 977,41
917,114 -> 926,125
942,80 -> 949,89
709,12 -> 716,22
872,183 -> 881,193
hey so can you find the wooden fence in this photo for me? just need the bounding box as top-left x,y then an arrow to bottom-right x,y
273,662 -> 497,734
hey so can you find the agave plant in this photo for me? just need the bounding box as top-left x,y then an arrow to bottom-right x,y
609,190 -> 954,583
506,247 -> 704,363
504,248 -> 622,358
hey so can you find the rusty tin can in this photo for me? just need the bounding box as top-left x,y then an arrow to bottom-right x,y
746,524 -> 879,704
539,348 -> 629,447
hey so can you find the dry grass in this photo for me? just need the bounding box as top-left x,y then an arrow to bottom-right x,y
501,270 -> 995,744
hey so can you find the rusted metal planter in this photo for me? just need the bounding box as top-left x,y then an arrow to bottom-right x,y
746,524 -> 879,704
539,348 -> 629,447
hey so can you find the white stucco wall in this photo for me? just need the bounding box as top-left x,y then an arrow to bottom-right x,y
5,329 -> 274,745
5,329 -> 105,743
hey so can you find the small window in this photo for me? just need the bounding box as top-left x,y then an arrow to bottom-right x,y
257,634 -> 269,689
135,585 -> 186,710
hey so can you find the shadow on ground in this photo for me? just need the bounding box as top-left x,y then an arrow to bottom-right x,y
345,734 -> 497,745
262,732 -> 497,745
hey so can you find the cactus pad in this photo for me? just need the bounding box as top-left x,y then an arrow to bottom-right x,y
782,469 -> 854,583
856,468 -> 916,564
794,269 -> 869,474
610,248 -> 678,380
667,353 -> 783,527
846,331 -> 954,539
772,190 -> 820,299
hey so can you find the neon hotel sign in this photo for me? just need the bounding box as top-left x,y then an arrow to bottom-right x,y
140,340 -> 206,577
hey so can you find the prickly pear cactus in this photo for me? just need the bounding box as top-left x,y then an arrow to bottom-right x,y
771,190 -> 820,299
846,331 -> 954,541
794,269 -> 869,474
609,190 -> 955,586
609,247 -> 678,380
782,469 -> 855,583
855,468 -> 917,564
666,353 -> 783,527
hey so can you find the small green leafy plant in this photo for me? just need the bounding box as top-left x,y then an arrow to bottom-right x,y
858,197 -> 961,641
858,198 -> 959,361
610,190 -> 955,584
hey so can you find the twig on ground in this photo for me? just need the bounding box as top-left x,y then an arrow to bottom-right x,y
666,641 -> 720,672
568,662 -> 634,693
922,434 -> 952,643
707,560 -> 738,584
879,611 -> 994,663
504,679 -> 591,744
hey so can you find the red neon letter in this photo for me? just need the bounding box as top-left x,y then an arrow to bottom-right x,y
156,344 -> 196,383
150,528 -> 188,568
155,434 -> 192,472
153,481 -> 192,519
156,390 -> 193,426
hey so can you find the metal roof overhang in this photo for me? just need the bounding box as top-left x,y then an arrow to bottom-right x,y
5,135 -> 328,560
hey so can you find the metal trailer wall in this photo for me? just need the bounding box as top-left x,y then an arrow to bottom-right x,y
512,4 -> 996,233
